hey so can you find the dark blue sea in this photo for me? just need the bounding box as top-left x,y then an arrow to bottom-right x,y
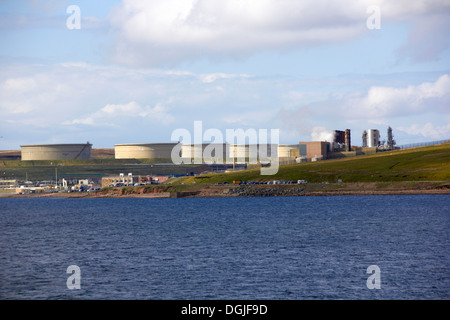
0,195 -> 449,300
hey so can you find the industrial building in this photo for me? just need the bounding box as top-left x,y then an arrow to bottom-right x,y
21,143 -> 92,160
331,129 -> 351,151
0,179 -> 19,188
115,143 -> 177,159
367,129 -> 380,148
102,174 -> 170,188
333,130 -> 345,146
299,141 -> 329,160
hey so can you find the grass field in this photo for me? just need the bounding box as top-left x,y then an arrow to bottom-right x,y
169,142 -> 450,185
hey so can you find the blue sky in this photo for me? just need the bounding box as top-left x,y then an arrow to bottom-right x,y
1,0 -> 449,149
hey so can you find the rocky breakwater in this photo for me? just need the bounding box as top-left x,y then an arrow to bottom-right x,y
227,185 -> 305,197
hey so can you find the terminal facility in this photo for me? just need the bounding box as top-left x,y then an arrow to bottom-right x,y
17,127 -> 397,164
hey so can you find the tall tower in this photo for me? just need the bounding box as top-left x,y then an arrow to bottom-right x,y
387,126 -> 395,150
345,129 -> 351,152
368,129 -> 380,148
362,130 -> 368,147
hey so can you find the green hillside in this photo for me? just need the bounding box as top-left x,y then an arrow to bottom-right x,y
170,142 -> 450,185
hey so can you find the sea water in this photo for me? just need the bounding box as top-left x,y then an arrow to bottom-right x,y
0,195 -> 448,299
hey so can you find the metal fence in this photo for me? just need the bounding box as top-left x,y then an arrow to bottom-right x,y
396,139 -> 450,150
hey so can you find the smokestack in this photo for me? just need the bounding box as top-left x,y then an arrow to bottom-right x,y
345,129 -> 351,152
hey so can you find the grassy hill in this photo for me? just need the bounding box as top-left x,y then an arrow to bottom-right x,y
169,142 -> 450,185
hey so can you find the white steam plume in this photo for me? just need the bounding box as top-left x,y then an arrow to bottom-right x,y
311,126 -> 334,142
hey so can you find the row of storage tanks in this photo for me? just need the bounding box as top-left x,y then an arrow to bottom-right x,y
115,143 -> 305,161
19,143 -> 306,161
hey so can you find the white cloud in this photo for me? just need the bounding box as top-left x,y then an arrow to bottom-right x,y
0,62 -> 263,133
199,73 -> 252,83
0,71 -> 74,115
344,74 -> 450,119
108,0 -> 366,66
276,73 -> 450,143
70,101 -> 175,126
139,103 -> 176,124
108,0 -> 450,67
1,60 -> 448,148
3,77 -> 38,91
102,101 -> 142,115
396,14 -> 450,62
397,122 -> 450,140
222,110 -> 276,127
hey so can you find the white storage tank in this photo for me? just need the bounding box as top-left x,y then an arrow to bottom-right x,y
367,129 -> 380,148
115,143 -> 177,159
278,144 -> 304,158
180,143 -> 229,163
21,143 -> 92,160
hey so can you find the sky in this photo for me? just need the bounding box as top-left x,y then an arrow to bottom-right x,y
0,0 -> 449,149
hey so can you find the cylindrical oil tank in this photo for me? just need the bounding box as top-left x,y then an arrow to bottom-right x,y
180,144 -> 194,160
367,129 -> 380,148
202,143 -> 229,162
278,144 -> 302,158
181,144 -> 229,163
180,144 -> 203,162
233,144 -> 251,159
230,144 -> 278,161
114,143 -> 177,159
21,143 -> 92,160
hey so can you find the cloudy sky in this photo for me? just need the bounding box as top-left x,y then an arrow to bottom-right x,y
0,0 -> 449,149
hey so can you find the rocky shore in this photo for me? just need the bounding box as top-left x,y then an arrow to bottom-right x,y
2,182 -> 449,199
226,185 -> 306,197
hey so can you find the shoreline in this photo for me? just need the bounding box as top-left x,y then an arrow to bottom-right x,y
2,182 -> 449,199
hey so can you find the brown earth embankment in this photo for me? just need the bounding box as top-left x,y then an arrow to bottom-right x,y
2,181 -> 449,199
